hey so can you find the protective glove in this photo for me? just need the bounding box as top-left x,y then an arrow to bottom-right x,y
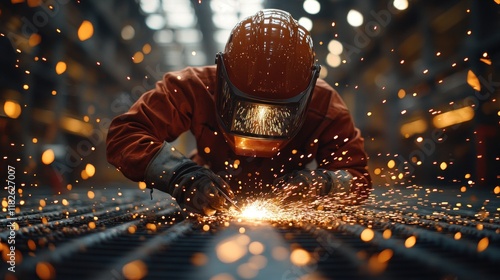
273,169 -> 353,203
145,142 -> 234,215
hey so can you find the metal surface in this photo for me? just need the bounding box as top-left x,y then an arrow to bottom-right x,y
1,186 -> 499,280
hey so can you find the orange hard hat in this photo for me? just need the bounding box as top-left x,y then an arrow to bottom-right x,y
215,9 -> 320,157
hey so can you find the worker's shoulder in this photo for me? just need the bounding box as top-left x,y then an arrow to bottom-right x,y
314,79 -> 342,99
311,79 -> 350,117
164,65 -> 216,83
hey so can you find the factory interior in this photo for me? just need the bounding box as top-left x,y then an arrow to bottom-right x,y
0,0 -> 499,279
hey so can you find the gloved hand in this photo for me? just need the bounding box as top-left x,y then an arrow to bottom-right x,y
145,142 -> 235,215
273,169 -> 352,203
170,162 -> 234,215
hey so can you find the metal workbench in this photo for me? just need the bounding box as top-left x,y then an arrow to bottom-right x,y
1,185 -> 498,280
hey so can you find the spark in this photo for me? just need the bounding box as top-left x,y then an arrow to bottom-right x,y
235,199 -> 284,221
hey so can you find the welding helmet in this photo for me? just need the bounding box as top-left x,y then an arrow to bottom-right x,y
215,9 -> 320,157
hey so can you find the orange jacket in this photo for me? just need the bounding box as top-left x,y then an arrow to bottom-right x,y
106,66 -> 372,199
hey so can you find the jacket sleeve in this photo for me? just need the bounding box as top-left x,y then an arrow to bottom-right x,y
315,93 -> 372,201
106,75 -> 194,182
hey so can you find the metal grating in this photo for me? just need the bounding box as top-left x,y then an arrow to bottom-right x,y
1,187 -> 499,280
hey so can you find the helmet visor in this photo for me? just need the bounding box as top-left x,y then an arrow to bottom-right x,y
216,52 -> 320,140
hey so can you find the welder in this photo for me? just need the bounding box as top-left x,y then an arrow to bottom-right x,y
106,9 -> 372,216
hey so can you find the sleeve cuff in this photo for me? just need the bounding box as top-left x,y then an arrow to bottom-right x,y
326,169 -> 353,194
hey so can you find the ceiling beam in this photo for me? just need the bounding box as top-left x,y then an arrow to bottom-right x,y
191,0 -> 218,62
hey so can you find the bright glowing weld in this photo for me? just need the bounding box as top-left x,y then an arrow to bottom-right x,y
234,199 -> 286,221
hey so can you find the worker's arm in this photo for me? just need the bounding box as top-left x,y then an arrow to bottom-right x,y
106,67 -> 233,215
316,108 -> 372,203
276,85 -> 372,204
106,78 -> 192,182
145,141 -> 234,215
273,168 -> 353,199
